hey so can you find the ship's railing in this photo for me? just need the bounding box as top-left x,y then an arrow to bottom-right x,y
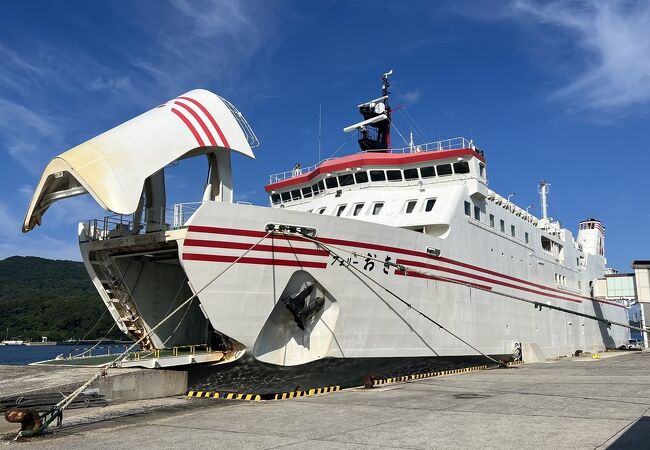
219,96 -> 260,148
268,136 -> 479,184
389,136 -> 475,154
269,158 -> 338,184
81,202 -> 202,242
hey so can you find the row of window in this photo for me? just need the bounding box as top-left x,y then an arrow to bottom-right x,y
307,198 -> 438,217
554,273 -> 567,286
271,161 -> 474,205
464,201 -> 530,244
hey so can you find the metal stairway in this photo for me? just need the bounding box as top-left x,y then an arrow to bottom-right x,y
90,251 -> 154,350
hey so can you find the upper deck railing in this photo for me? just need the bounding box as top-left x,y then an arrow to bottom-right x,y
268,137 -> 478,184
81,202 -> 203,242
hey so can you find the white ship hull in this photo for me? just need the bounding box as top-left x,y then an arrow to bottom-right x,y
79,201 -> 629,366
22,85 -> 630,368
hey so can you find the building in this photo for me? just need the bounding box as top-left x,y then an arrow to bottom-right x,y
595,260 -> 650,347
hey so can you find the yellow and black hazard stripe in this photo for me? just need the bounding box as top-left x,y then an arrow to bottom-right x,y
186,391 -> 262,401
186,385 -> 341,402
372,364 -> 493,386
507,359 -> 525,367
273,386 -> 340,400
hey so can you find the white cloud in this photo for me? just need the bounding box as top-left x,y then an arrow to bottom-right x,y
88,76 -> 132,92
398,90 -> 423,104
0,98 -> 63,172
0,0 -> 285,260
511,0 -> 650,115
19,184 -> 34,198
123,0 -> 283,99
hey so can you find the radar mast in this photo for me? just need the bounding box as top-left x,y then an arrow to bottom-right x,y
343,70 -> 393,152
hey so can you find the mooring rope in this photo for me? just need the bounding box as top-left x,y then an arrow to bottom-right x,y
16,231 -> 272,440
274,230 -> 505,367
283,230 -> 645,335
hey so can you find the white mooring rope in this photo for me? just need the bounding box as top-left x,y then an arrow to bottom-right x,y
16,231 -> 272,440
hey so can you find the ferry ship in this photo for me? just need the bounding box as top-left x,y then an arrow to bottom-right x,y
22,73 -> 629,367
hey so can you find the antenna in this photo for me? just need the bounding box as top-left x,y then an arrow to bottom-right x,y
343,71 -> 394,152
539,180 -> 550,220
318,104 -> 322,162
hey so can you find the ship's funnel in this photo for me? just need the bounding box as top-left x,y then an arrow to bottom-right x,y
23,89 -> 257,232
577,218 -> 606,257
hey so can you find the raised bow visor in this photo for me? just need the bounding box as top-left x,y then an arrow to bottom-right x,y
23,89 -> 256,232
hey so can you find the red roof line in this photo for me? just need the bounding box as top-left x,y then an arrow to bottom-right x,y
265,148 -> 485,192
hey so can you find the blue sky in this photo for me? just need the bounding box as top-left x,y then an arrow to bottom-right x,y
0,0 -> 648,271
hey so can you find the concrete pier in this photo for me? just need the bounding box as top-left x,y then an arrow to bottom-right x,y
3,351 -> 650,448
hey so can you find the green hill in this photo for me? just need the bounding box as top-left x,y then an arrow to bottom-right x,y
0,256 -> 122,341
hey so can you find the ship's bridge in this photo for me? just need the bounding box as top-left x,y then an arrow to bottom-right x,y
265,137 -> 486,207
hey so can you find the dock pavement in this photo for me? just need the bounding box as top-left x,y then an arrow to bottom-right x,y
2,350 -> 650,449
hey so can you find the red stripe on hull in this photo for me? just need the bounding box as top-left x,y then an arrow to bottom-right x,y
171,108 -> 204,147
188,225 -> 309,243
182,253 -> 327,269
398,258 -> 582,304
395,270 -> 493,291
178,96 -> 230,148
183,238 -> 329,257
188,225 -> 267,238
186,225 -> 596,304
174,101 -> 217,146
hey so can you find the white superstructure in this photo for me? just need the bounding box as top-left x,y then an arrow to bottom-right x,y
23,76 -> 629,367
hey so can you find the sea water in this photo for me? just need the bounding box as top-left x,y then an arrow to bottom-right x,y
0,345 -> 130,365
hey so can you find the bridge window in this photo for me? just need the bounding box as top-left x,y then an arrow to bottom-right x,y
372,202 -> 384,215
355,171 -> 369,183
420,166 -> 436,178
479,163 -> 485,178
437,164 -> 452,176
425,199 -> 436,212
370,170 -> 386,182
338,173 -> 354,187
325,177 -> 338,189
464,201 -> 471,216
525,232 -> 530,244
453,161 -> 470,174
500,219 -> 505,232
405,200 -> 417,213
302,187 -> 312,198
474,205 -> 481,220
386,170 -> 402,181
291,189 -> 302,200
353,203 -> 364,216
511,225 -> 516,237
404,168 -> 419,180
489,214 -> 495,228
271,193 -> 281,205
541,236 -> 564,262
281,191 -> 291,202
311,182 -> 320,196
335,205 -> 346,216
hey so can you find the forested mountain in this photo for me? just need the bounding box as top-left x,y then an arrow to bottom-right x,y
0,256 -> 121,341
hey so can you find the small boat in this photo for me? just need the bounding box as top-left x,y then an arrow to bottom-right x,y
1,340 -> 25,346
1,328 -> 25,345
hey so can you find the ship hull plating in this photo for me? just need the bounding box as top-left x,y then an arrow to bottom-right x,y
178,202 -> 627,365
80,201 -> 628,366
